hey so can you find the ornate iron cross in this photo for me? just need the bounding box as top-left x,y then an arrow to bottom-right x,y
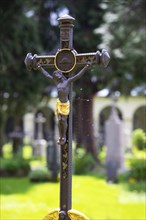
25,14 -> 110,220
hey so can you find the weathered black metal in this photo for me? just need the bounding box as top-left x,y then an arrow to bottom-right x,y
24,14 -> 110,220
38,62 -> 90,215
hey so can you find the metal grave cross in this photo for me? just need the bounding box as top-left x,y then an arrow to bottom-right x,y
24,14 -> 110,220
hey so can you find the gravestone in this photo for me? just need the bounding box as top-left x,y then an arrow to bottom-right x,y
47,136 -> 58,181
105,95 -> 124,182
33,113 -> 47,157
9,126 -> 24,156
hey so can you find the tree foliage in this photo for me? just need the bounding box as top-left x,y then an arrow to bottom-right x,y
0,0 -> 45,154
104,0 -> 146,94
0,0 -> 145,158
0,1 -> 44,118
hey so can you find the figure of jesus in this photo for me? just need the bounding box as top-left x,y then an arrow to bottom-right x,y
38,62 -> 91,145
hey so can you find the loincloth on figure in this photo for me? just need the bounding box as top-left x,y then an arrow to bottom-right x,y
56,99 -> 70,116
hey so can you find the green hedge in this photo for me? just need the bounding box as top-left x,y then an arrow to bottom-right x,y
74,148 -> 96,175
132,129 -> 146,150
0,157 -> 30,177
29,168 -> 52,182
128,158 -> 146,181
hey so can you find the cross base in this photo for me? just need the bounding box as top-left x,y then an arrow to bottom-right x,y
42,208 -> 89,220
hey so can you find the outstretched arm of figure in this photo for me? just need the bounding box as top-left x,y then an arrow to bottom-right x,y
68,62 -> 92,84
38,66 -> 53,80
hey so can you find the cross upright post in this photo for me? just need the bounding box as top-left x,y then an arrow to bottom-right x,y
24,14 -> 110,220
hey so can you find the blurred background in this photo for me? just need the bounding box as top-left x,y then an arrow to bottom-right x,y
0,0 -> 146,219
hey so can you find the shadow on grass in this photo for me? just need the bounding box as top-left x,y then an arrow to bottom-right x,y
1,173 -> 145,197
0,177 -> 34,195
84,170 -> 146,193
0,177 -> 52,195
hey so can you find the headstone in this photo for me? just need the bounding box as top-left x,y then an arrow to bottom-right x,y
105,94 -> 124,182
33,113 -> 47,157
23,113 -> 35,144
47,137 -> 58,181
9,126 -> 24,156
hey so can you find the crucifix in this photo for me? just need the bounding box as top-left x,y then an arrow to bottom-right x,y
24,14 -> 110,220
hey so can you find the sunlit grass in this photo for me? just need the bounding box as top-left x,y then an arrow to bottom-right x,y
1,144 -> 145,219
2,143 -> 13,159
2,144 -> 46,169
1,176 -> 145,220
2,144 -> 33,159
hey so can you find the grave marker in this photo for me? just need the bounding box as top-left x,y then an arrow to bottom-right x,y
33,113 -> 47,157
105,94 -> 124,183
25,14 -> 110,220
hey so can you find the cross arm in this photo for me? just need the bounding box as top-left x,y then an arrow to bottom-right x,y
24,53 -> 55,71
76,49 -> 110,68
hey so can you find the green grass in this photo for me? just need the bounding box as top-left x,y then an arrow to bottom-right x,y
1,144 -> 145,219
0,175 -> 145,220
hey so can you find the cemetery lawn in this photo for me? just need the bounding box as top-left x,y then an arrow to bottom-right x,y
0,175 -> 145,220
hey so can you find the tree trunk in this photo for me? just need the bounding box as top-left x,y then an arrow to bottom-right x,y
11,115 -> 23,156
0,113 -> 6,157
73,98 -> 84,148
0,123 -> 4,157
74,95 -> 98,161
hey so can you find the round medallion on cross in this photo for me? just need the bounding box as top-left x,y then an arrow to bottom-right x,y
55,49 -> 76,73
